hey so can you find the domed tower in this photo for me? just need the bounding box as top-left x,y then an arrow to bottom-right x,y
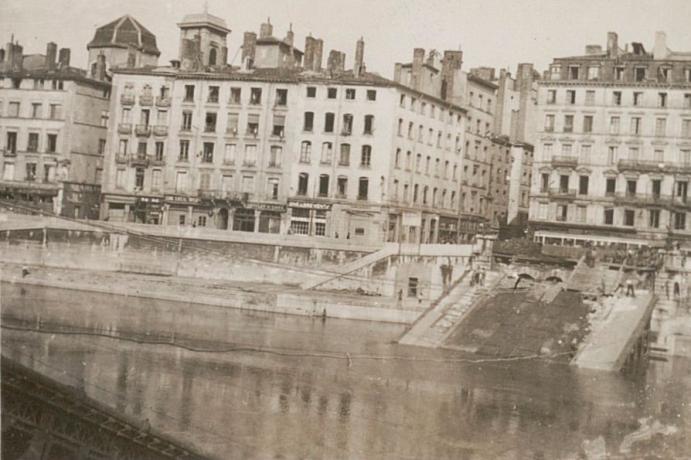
87,15 -> 160,76
177,10 -> 230,70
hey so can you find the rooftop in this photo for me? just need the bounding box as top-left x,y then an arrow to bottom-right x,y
88,15 -> 160,56
178,12 -> 231,34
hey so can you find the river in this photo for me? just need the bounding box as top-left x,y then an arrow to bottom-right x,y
1,282 -> 690,459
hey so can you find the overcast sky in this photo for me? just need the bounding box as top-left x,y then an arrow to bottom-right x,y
2,0 -> 691,77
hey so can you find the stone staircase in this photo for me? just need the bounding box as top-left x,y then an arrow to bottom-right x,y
399,270 -> 503,348
568,257 -> 622,298
300,244 -> 398,290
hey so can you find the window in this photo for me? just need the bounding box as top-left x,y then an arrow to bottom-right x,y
563,115 -> 574,133
318,174 -> 329,197
677,181 -> 688,202
157,109 -> 167,125
367,90 -> 376,101
585,90 -> 595,105
544,114 -> 555,132
241,175 -> 254,193
152,169 -> 162,191
181,111 -> 192,131
327,87 -> 337,99
559,175 -> 569,193
46,134 -> 57,153
8,102 -> 20,117
587,66 -> 599,80
408,277 -> 419,297
184,85 -> 195,102
635,67 -> 646,82
566,90 -> 576,104
339,143 -> 350,166
649,210 -> 660,228
675,212 -> 687,231
609,116 -> 620,134
658,92 -> 667,108
614,66 -> 624,81
205,112 -> 217,132
342,114 -> 353,135
628,147 -> 639,161
49,104 -> 62,119
298,173 -> 309,195
208,86 -> 219,103
633,92 -> 642,106
246,113 -> 259,135
222,175 -> 235,194
395,149 -> 401,168
345,88 -> 356,100
27,133 -> 39,152
306,86 -> 316,98
557,204 -> 568,221
568,65 -> 579,80
655,118 -> 666,137
604,208 -> 614,225
198,215 -> 207,227
337,176 -> 348,197
324,112 -> 335,133
175,171 -> 187,192
612,91 -> 622,106
682,120 -> 691,138
361,145 -> 372,167
267,177 -> 280,199
364,115 -> 374,134
300,141 -> 311,163
272,114 -> 285,137
137,141 -> 147,156
320,142 -> 333,163
250,88 -> 262,104
579,176 -> 589,195
303,111 -> 314,131
24,162 -> 37,181
626,179 -> 637,197
607,146 -> 617,165
631,117 -> 642,135
243,145 -> 257,166
201,142 -> 214,163
685,94 -> 691,109
581,144 -> 591,163
550,65 -> 561,80
583,115 -> 593,133
179,140 -> 189,161
230,87 -> 242,104
155,141 -> 164,161
624,209 -> 635,226
31,103 -> 42,119
652,179 -> 661,198
602,178 -> 615,197
135,167 -> 144,189
269,146 -> 281,167
275,88 -> 287,106
358,177 -> 369,200
224,143 -> 236,164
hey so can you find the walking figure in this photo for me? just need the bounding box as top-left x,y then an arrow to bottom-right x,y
626,278 -> 635,297
674,281 -> 681,299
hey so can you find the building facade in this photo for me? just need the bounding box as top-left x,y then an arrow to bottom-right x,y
530,31 -> 691,247
0,40 -> 110,218
101,15 -> 469,244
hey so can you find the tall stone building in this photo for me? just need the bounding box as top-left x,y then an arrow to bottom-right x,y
530,32 -> 691,248
100,13 -> 468,244
0,39 -> 110,218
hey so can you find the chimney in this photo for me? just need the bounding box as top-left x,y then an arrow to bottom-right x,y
412,48 -> 425,90
654,31 -> 668,60
242,32 -> 257,68
58,47 -> 70,67
606,32 -> 618,58
327,50 -> 345,73
440,50 -> 462,101
314,39 -> 324,71
0,48 -> 5,63
585,44 -> 602,55
9,42 -> 24,72
304,34 -> 316,70
96,53 -> 106,81
45,42 -> 57,70
285,24 -> 294,46
259,18 -> 273,39
393,62 -> 403,82
515,63 -> 535,142
354,37 -> 365,77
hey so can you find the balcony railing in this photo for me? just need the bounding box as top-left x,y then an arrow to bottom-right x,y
155,96 -> 171,107
617,159 -> 665,173
551,156 -> 578,168
153,125 -> 168,136
129,154 -> 149,167
150,155 -> 166,166
120,94 -> 135,105
548,188 -> 577,198
118,123 -> 133,135
267,161 -> 281,168
3,149 -> 17,157
135,124 -> 151,137
225,128 -> 239,137
139,95 -> 154,106
115,153 -> 128,163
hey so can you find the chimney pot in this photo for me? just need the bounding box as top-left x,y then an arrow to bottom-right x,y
58,47 -> 70,67
354,37 -> 365,77
242,32 -> 257,69
45,42 -> 57,70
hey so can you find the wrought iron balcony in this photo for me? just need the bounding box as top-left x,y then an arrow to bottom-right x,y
117,123 -> 133,135
548,188 -> 577,198
120,94 -> 135,105
115,153 -> 128,163
617,159 -> 666,173
153,125 -> 168,136
2,149 -> 17,157
155,96 -> 171,107
139,95 -> 154,106
135,124 -> 151,137
551,156 -> 578,168
129,154 -> 149,167
150,155 -> 166,166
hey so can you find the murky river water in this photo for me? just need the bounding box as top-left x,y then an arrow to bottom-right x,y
1,283 -> 690,459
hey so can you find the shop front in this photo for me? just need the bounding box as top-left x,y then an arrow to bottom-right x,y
132,196 -> 164,224
438,215 -> 460,244
0,180 -> 60,215
287,200 -> 332,237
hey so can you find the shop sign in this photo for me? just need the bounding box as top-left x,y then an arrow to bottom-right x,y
165,194 -> 199,204
402,211 -> 421,226
249,201 -> 287,212
288,200 -> 332,210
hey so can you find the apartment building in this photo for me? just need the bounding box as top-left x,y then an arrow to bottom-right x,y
0,40 -> 110,218
101,13 -> 468,244
530,32 -> 691,247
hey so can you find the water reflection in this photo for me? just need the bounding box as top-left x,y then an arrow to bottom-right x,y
1,283 -> 690,459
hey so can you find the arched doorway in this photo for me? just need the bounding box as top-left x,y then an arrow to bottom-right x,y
209,47 -> 217,66
218,208 -> 229,230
